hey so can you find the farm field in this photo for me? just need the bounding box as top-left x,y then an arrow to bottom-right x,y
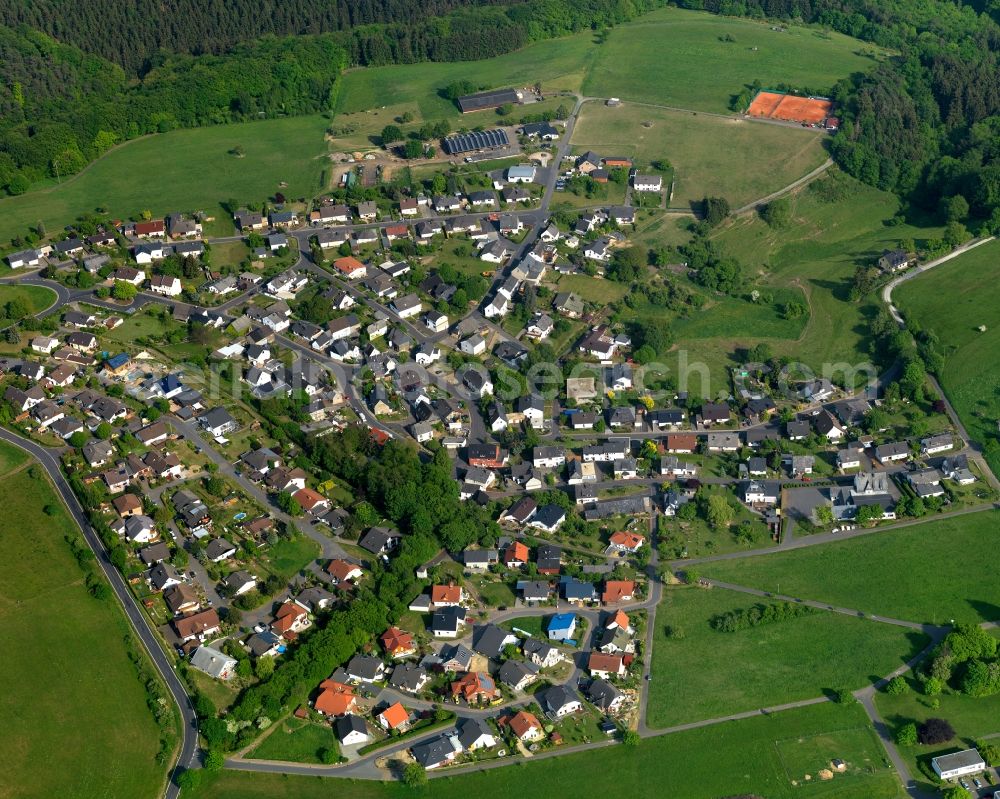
700,510 -> 1000,625
582,7 -> 883,113
0,441 -> 172,799
646,586 -> 928,727
0,284 -> 58,316
699,170 -> 946,389
894,238 -> 1000,477
0,114 -> 330,244
876,674 -> 1000,791
571,101 -> 828,208
189,702 -> 902,799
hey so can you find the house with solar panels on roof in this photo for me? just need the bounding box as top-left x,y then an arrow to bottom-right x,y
442,129 -> 510,156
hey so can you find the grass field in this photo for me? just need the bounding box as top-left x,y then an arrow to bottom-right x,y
895,238 -> 1000,477
0,438 -> 28,473
700,510 -> 1000,625
571,101 -> 828,208
647,586 -> 928,727
876,674 -> 1000,791
190,702 -> 901,799
247,718 -> 340,764
0,284 -> 57,317
265,535 -> 321,580
0,442 -> 171,798
583,7 -> 884,113
695,170 -> 945,390
336,35 -> 595,120
0,115 -> 330,244
550,272 -> 629,303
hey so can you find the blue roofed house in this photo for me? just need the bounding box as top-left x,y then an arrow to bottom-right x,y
547,613 -> 577,641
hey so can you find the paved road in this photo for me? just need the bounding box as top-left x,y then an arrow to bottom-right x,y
0,428 -> 198,799
881,236 -> 995,325
167,415 -> 348,567
853,625 -> 950,799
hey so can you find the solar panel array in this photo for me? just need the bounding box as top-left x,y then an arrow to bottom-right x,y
443,129 -> 510,155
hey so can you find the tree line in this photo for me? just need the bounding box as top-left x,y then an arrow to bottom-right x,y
709,601 -> 815,632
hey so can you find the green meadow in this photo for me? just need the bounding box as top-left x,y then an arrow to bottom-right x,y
895,238 -> 1000,476
701,510 -> 1000,625
0,442 -> 173,798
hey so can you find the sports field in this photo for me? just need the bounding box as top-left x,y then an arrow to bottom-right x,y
0,115 -> 330,244
583,7 -> 882,113
0,441 -> 172,799
647,586 -> 928,727
701,510 -> 1000,625
189,702 -> 901,799
571,101 -> 828,208
895,238 -> 1000,477
747,91 -> 833,124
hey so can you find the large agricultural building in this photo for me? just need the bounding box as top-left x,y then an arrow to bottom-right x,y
457,88 -> 522,113
442,129 -> 510,156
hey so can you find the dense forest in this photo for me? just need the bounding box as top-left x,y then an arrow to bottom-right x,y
0,0 -> 518,74
681,0 -> 1000,227
0,29 -> 347,194
0,0 -> 661,195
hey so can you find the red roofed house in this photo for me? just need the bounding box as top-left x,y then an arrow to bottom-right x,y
606,530 -> 645,555
602,156 -> 634,168
602,580 -> 636,604
333,256 -> 367,280
665,433 -> 698,454
292,487 -> 330,515
430,584 -> 464,607
450,671 -> 499,704
326,559 -> 363,585
173,608 -> 221,643
134,220 -> 165,238
380,626 -> 417,659
503,541 -> 529,568
606,609 -> 632,633
314,680 -> 357,716
385,224 -> 409,241
377,701 -> 410,731
272,601 -> 311,637
504,710 -> 543,741
588,651 -> 626,679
